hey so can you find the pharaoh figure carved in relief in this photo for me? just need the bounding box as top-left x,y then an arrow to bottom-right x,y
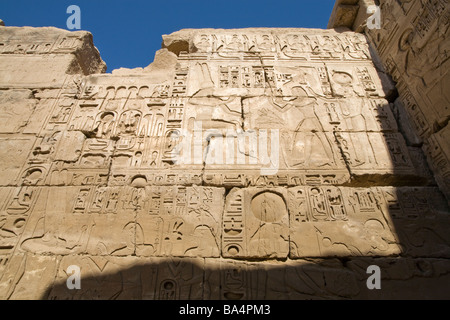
188,63 -> 242,131
271,86 -> 336,168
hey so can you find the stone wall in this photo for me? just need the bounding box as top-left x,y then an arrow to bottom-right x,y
329,0 -> 450,203
0,22 -> 449,299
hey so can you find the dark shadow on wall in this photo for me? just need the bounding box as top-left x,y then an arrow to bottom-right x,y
40,255 -> 450,300
366,24 -> 450,282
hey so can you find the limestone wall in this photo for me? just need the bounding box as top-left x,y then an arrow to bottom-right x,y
0,23 -> 449,299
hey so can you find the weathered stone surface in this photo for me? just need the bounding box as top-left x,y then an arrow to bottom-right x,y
0,27 -> 105,88
329,0 -> 450,203
0,18 -> 449,300
204,257 -> 450,299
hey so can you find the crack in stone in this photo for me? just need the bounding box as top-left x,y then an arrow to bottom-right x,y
240,96 -> 246,132
332,130 -> 355,182
201,135 -> 211,186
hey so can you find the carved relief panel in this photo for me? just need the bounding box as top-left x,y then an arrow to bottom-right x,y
288,186 -> 399,258
222,188 -> 289,259
136,186 -> 224,257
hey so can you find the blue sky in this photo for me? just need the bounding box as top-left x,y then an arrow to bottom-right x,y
0,0 -> 337,72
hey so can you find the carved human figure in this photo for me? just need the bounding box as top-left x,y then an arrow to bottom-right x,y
275,87 -> 335,167
226,34 -> 244,51
195,34 -> 211,52
411,11 -> 450,87
257,34 -> 274,51
284,34 -> 309,56
322,35 -> 340,54
341,34 -> 370,59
